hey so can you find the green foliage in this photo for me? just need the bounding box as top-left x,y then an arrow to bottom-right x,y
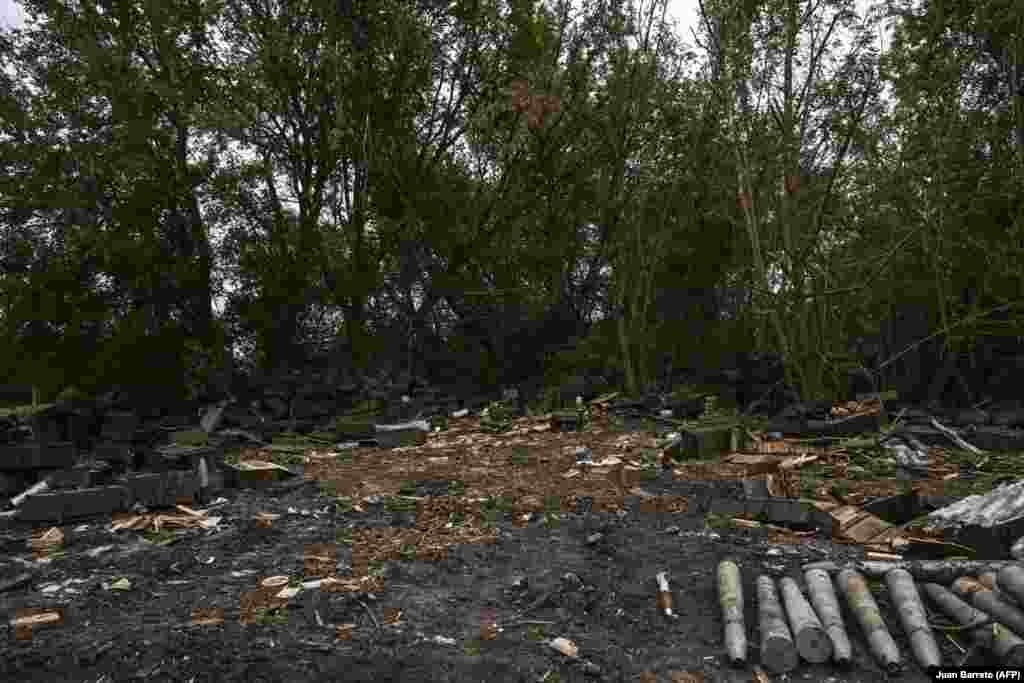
0,0 -> 1019,412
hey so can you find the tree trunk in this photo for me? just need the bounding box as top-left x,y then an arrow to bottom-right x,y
616,286 -> 638,397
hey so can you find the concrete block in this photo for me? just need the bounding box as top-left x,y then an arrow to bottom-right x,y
151,444 -> 216,469
94,442 -> 134,465
743,496 -> 768,518
806,412 -> 883,436
44,466 -> 99,490
0,442 -> 77,470
166,470 -> 199,504
762,416 -> 807,435
664,425 -> 736,461
122,471 -> 200,508
808,505 -> 837,532
550,412 -> 582,432
0,470 -> 28,497
766,498 -> 812,525
863,490 -> 921,525
101,411 -> 138,441
121,472 -> 169,507
709,497 -> 745,517
372,427 -> 428,449
28,415 -> 62,444
332,419 -> 376,439
18,485 -> 130,522
964,427 -> 1024,451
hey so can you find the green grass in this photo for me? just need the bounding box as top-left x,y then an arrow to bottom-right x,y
704,512 -> 732,529
525,624 -> 546,641
385,495 -> 417,512
253,606 -> 288,625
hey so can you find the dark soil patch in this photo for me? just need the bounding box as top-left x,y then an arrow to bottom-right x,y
0,416 -> 976,682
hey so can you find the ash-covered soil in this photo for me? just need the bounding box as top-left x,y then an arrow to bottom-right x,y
0,464 -> 966,683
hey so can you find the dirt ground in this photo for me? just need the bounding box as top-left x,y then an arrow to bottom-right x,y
0,413 -> 978,682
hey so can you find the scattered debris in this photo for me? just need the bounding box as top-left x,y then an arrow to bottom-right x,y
655,571 -> 677,619
4,373 -> 1024,680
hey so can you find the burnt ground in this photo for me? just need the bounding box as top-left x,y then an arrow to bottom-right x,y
0,413 -> 979,683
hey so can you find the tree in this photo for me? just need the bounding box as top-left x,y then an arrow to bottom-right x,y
696,0 -> 886,400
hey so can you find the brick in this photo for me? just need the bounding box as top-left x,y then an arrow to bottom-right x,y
0,442 -> 77,470
18,485 -> 130,522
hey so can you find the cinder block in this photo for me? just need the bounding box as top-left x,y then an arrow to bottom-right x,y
18,485 -> 130,522
0,442 -> 77,470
